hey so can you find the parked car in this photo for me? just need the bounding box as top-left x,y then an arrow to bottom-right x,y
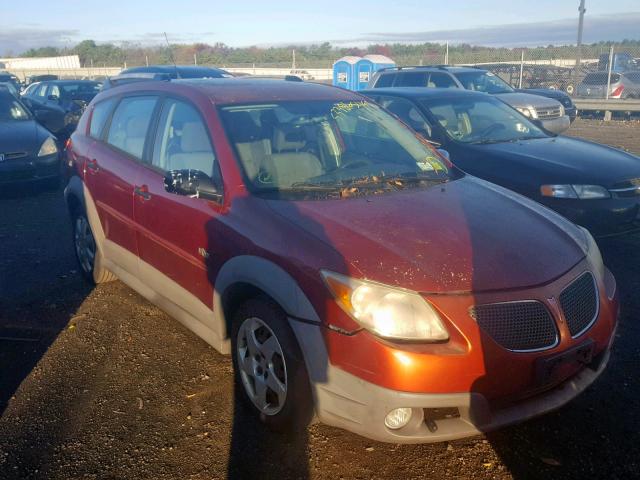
64,78 -> 618,443
368,66 -> 571,133
0,90 -> 60,187
0,81 -> 20,98
514,87 -> 577,122
290,69 -> 314,80
361,87 -> 640,235
121,65 -> 232,79
101,65 -> 233,91
21,80 -> 101,139
0,71 -> 22,93
25,74 -> 59,85
576,71 -> 640,99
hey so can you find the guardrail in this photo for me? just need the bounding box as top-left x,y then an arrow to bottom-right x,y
574,99 -> 640,120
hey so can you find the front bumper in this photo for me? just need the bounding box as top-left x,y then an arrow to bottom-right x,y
539,114 -> 571,134
0,153 -> 60,184
540,196 -> 640,236
312,344 -> 610,444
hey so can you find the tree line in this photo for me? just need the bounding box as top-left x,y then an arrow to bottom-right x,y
20,39 -> 640,68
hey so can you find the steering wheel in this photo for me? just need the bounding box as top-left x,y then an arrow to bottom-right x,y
479,123 -> 506,138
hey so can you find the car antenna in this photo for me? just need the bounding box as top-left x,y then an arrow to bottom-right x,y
163,32 -> 180,79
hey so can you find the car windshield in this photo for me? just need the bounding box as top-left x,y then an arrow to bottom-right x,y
453,71 -> 514,94
0,94 -> 31,122
582,73 -> 621,85
420,96 -> 548,144
219,100 -> 451,196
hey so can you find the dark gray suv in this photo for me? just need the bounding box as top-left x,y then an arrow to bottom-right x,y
369,66 -> 571,134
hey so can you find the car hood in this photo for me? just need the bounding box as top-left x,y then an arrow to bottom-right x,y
494,92 -> 562,109
469,136 -> 640,187
265,176 -> 587,294
0,119 -> 47,155
515,88 -> 565,99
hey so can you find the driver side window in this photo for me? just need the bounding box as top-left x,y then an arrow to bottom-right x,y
152,98 -> 221,185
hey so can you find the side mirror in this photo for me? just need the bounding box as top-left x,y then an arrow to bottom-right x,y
436,149 -> 450,160
48,94 -> 60,102
164,169 -> 222,202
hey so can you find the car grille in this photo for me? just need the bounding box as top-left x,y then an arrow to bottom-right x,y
0,151 -> 28,161
559,272 -> 598,337
610,178 -> 640,198
470,301 -> 558,352
536,106 -> 563,120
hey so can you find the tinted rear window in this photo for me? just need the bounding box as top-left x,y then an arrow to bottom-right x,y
582,73 -> 621,85
374,74 -> 395,87
396,72 -> 429,87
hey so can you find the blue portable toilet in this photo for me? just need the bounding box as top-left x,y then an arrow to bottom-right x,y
332,56 -> 360,90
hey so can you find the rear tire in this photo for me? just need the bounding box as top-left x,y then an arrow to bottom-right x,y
71,207 -> 116,284
231,296 -> 314,433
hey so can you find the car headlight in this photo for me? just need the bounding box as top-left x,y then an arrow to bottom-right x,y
540,184 -> 610,199
321,271 -> 449,341
516,106 -> 538,119
38,137 -> 58,157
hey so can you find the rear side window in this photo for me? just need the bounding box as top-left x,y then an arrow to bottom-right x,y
374,74 -> 395,88
89,98 -> 117,139
106,96 -> 158,159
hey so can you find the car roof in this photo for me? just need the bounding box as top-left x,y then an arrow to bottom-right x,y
97,78 -> 361,104
123,65 -> 228,75
360,87 -> 491,100
378,66 -> 484,75
44,80 -> 100,85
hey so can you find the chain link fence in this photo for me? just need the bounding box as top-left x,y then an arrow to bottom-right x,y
445,45 -> 640,99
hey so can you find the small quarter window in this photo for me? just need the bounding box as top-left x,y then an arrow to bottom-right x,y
89,98 -> 117,139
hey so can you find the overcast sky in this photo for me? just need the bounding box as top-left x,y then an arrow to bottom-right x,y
1,0 -> 639,54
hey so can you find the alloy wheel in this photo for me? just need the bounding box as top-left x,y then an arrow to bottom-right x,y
236,317 -> 288,415
74,215 -> 96,275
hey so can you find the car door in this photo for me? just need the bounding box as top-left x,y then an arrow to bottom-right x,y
85,94 -> 160,275
134,96 -> 224,314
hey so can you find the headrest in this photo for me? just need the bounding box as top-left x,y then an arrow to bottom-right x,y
273,126 -> 306,152
126,116 -> 147,137
226,111 -> 262,143
181,122 -> 210,152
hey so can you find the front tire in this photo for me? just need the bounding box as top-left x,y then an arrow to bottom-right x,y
71,208 -> 116,284
231,296 -> 314,432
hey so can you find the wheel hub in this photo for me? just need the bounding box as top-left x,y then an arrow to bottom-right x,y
236,317 -> 288,416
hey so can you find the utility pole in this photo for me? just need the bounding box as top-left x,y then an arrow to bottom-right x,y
575,0 -> 586,72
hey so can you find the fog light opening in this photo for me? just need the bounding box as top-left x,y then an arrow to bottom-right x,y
423,407 -> 461,433
384,407 -> 412,430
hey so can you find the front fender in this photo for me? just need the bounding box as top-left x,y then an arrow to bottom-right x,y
213,255 -> 320,342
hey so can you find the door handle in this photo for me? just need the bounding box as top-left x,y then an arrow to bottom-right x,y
134,185 -> 152,201
86,158 -> 99,172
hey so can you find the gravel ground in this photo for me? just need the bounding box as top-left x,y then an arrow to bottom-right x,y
1,119 -> 639,480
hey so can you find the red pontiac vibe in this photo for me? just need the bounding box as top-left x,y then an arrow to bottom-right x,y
64,78 -> 618,443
